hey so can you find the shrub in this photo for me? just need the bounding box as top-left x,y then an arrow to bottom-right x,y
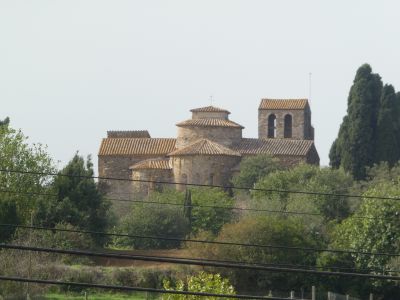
190,215 -> 318,293
113,204 -> 190,249
232,154 -> 284,189
163,272 -> 235,300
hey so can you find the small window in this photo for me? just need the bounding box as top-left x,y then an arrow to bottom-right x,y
267,114 -> 277,138
284,114 -> 292,138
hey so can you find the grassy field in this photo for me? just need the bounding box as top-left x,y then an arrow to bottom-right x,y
45,293 -> 149,299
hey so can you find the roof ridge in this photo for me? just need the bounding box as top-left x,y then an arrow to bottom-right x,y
176,118 -> 244,129
190,106 -> 230,114
168,138 -> 241,157
232,138 -> 315,156
259,99 -> 309,110
99,138 -> 176,156
130,157 -> 172,170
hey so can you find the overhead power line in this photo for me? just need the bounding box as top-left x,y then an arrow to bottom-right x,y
1,189 -> 398,223
1,168 -> 400,202
0,275 -> 291,300
1,243 -> 400,280
2,223 -> 400,258
0,188 -> 323,217
2,223 -> 400,274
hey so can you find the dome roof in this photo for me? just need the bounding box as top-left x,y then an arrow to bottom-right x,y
176,118 -> 244,129
190,106 -> 230,114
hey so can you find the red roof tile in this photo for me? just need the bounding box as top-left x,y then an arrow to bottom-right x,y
259,99 -> 308,110
99,138 -> 176,156
176,118 -> 244,129
169,139 -> 241,157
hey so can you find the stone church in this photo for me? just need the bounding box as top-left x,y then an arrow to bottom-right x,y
98,98 -> 319,198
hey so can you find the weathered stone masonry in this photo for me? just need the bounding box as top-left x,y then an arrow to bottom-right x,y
98,99 -> 320,200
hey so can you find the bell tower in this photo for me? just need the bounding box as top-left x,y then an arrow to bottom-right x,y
258,99 -> 314,140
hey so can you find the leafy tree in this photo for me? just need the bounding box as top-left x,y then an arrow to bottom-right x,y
330,64 -> 383,179
190,187 -> 234,235
196,215 -> 318,293
252,164 -> 353,222
114,204 -> 189,249
163,272 -> 235,300
375,84 -> 399,166
0,125 -> 54,222
140,188 -> 234,236
231,154 -> 283,189
318,180 -> 400,297
353,161 -> 400,195
36,154 -> 111,246
328,181 -> 400,270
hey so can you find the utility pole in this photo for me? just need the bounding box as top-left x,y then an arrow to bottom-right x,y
311,286 -> 316,300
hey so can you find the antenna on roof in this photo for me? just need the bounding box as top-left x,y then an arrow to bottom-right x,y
209,95 -> 214,106
308,72 -> 312,105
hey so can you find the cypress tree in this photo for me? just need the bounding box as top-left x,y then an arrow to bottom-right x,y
0,117 -> 9,127
329,64 -> 382,179
375,84 -> 398,166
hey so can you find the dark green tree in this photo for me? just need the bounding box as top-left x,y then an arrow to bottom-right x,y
375,84 -> 399,166
114,204 -> 189,249
0,117 -> 9,127
329,64 -> 383,179
199,215 -> 319,293
0,198 -> 19,242
36,154 -> 111,246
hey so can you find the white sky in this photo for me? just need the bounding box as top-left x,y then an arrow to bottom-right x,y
1,0 -> 400,170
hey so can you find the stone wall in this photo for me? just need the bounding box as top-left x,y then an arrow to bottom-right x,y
131,169 -> 173,198
303,107 -> 313,139
176,126 -> 242,148
171,155 -> 241,191
258,108 -> 313,140
98,154 -> 165,216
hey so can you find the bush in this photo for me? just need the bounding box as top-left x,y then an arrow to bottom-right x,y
189,187 -> 234,235
113,204 -> 190,249
190,215 -> 318,293
163,272 -> 235,300
232,154 -> 284,189
252,164 -> 354,222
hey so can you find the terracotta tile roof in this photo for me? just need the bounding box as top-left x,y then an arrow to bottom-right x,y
107,130 -> 151,138
130,158 -> 172,170
98,138 -> 176,156
176,118 -> 244,129
259,99 -> 309,110
168,139 -> 241,157
190,106 -> 230,114
232,138 -> 315,156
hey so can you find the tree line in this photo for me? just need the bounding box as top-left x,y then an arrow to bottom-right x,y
2,63 -> 400,299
